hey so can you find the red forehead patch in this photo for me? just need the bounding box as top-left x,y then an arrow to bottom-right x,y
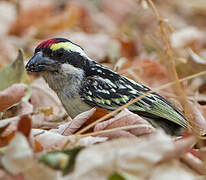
36,39 -> 59,49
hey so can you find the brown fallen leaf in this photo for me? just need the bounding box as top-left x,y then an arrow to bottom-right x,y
33,139 -> 44,153
0,38 -> 17,68
192,147 -> 206,160
30,78 -> 66,120
117,36 -> 142,59
30,113 -> 46,128
0,2 -> 16,36
0,121 -> 10,136
60,107 -> 110,135
79,107 -> 110,133
16,101 -> 33,116
0,115 -> 32,146
181,152 -> 206,175
1,132 -> 33,175
31,129 -> 73,151
94,109 -> 155,138
69,32 -> 110,62
187,101 -> 206,135
31,129 -> 106,151
170,27 -> 204,49
0,84 -> 27,112
8,4 -> 54,36
17,115 -> 32,138
40,107 -> 53,116
150,160 -> 201,180
101,0 -> 138,25
61,108 -> 96,136
0,131 -> 16,148
65,131 -> 174,180
1,132 -> 59,180
0,116 -> 20,138
163,135 -> 197,161
0,168 -> 25,180
118,59 -> 173,94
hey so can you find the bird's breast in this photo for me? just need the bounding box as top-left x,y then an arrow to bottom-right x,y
58,93 -> 92,118
42,70 -> 91,118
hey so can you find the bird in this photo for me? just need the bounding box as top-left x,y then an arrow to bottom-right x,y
25,38 -> 187,135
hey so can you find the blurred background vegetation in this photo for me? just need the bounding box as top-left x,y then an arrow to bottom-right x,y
1,0 -> 206,90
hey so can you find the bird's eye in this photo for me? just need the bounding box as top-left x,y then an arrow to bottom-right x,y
57,51 -> 64,57
52,49 -> 64,58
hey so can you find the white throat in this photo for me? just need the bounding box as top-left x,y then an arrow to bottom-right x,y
42,63 -> 91,118
42,63 -> 84,98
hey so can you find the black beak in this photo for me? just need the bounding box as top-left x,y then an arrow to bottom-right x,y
25,51 -> 57,72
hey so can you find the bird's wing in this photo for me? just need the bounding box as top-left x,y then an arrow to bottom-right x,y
80,75 -> 187,128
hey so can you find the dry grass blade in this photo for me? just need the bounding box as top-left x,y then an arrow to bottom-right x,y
145,0 -> 202,137
78,124 -> 152,138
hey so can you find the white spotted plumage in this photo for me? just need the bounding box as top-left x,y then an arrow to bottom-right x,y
26,38 -> 188,135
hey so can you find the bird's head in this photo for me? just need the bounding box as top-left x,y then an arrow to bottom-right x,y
25,38 -> 89,73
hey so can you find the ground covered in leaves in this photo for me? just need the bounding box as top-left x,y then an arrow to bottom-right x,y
1,0 -> 206,179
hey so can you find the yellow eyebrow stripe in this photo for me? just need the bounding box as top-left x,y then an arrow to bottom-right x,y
50,42 -> 72,51
50,41 -> 87,58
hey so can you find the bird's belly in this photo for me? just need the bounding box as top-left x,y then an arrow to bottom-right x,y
58,93 -> 92,118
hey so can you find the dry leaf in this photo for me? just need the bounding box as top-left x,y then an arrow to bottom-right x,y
16,101 -> 33,116
0,116 -> 20,138
101,0 -> 138,25
0,2 -> 16,36
30,78 -> 64,114
0,38 -> 17,67
32,129 -> 106,151
30,113 -> 46,128
170,27 -> 204,49
0,84 -> 27,112
1,132 -> 33,175
181,152 -> 206,175
0,169 -> 25,180
30,77 -> 66,122
40,107 -> 53,116
94,109 -> 154,138
1,132 -> 59,179
33,139 -> 44,153
69,32 -> 110,62
8,4 -> 54,36
188,48 -> 206,64
74,136 -> 108,147
188,101 -> 206,134
163,135 -> 197,160
0,131 -> 16,148
17,115 -> 32,138
65,131 -> 174,180
118,59 -> 172,93
150,160 -> 201,180
31,129 -> 73,151
61,108 -> 96,136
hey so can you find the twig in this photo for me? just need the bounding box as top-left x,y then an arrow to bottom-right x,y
78,124 -> 152,137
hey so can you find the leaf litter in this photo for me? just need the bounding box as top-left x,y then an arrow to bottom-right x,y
0,0 -> 206,179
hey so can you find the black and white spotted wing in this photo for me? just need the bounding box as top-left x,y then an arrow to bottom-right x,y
80,66 -> 187,128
